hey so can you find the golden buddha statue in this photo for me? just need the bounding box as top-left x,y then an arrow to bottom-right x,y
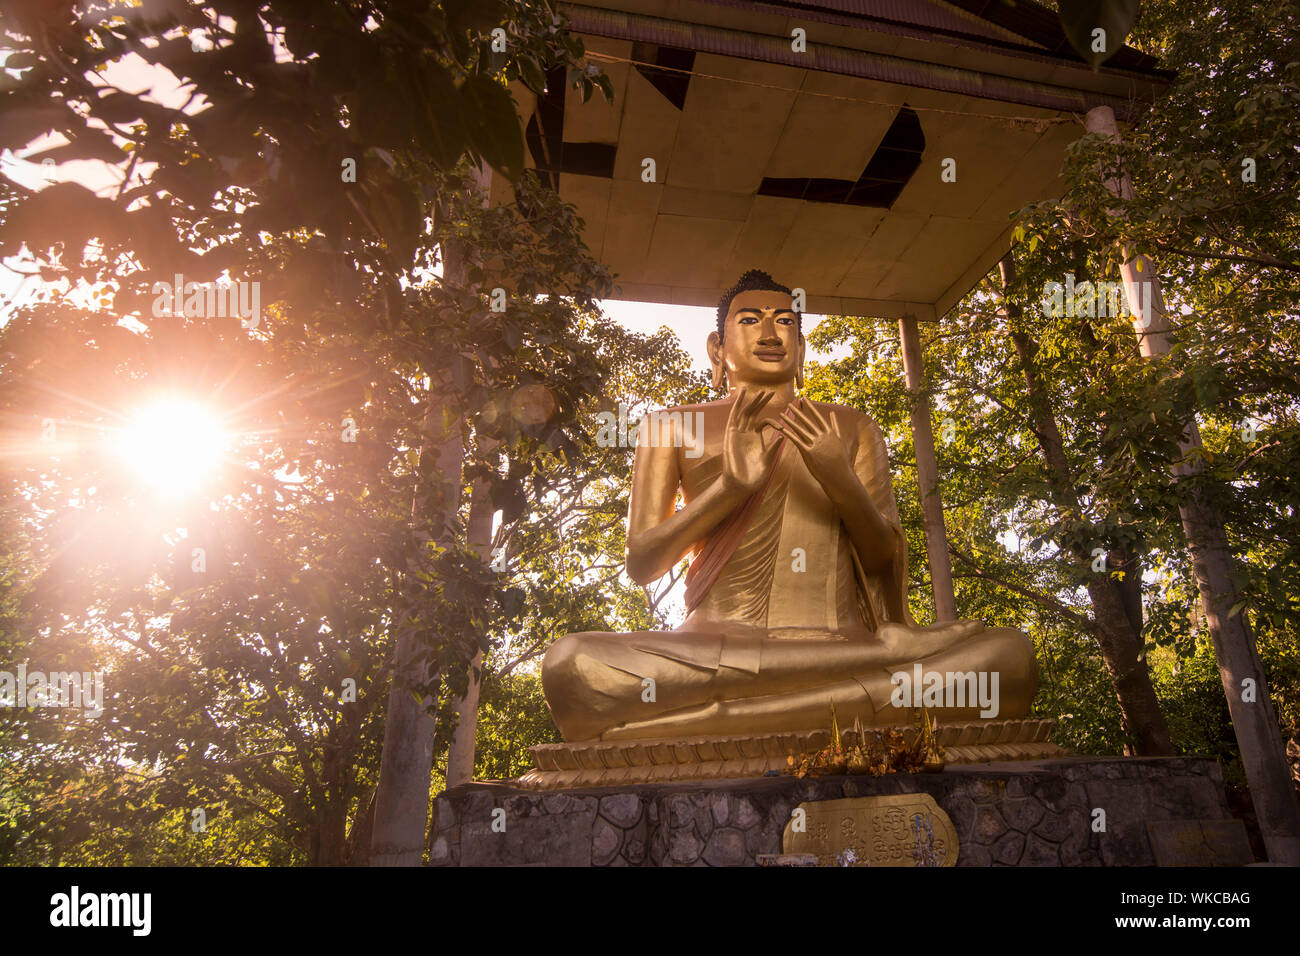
543,270 -> 1036,742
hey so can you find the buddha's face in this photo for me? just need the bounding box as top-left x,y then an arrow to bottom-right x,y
708,289 -> 804,388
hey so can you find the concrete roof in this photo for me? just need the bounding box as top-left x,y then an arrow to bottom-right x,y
493,0 -> 1169,320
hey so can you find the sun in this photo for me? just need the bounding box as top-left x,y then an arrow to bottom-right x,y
115,398 -> 228,495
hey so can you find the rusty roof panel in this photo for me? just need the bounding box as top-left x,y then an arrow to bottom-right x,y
563,4 -> 1160,119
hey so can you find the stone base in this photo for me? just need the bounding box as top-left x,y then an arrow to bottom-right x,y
519,718 -> 1064,789
429,756 -> 1253,867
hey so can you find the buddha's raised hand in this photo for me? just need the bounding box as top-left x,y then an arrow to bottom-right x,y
771,400 -> 855,494
719,387 -> 782,496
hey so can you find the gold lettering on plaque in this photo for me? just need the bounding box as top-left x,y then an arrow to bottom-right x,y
781,794 -> 959,866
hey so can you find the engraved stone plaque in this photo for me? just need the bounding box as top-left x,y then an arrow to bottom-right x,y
782,793 -> 959,867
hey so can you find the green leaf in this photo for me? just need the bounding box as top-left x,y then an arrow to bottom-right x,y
3,51 -> 39,70
503,320 -> 522,351
1057,0 -> 1140,68
397,63 -> 467,169
519,56 -> 546,95
460,74 -> 523,180
28,130 -> 126,164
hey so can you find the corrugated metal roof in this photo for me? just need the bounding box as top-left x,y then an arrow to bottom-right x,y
563,4 -> 1159,119
943,0 -> 1165,73
736,0 -> 1030,44
700,0 -> 1169,77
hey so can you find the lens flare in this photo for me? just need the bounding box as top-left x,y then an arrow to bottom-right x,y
115,399 -> 227,495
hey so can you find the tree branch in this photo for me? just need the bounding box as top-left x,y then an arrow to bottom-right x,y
1159,245 -> 1300,273
949,544 -> 1096,632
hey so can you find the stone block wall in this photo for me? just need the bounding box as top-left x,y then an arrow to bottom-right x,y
429,757 -> 1241,867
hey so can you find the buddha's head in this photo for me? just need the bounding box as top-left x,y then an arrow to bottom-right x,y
708,269 -> 805,392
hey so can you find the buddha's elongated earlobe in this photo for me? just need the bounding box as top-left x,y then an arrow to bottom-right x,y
795,363 -> 804,390
707,330 -> 726,392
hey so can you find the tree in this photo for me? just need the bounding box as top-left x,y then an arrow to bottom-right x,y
0,0 -> 616,864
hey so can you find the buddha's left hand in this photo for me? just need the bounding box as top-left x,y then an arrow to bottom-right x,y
769,402 -> 856,494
